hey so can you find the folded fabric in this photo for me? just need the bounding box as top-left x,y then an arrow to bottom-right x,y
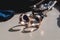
0,10 -> 14,22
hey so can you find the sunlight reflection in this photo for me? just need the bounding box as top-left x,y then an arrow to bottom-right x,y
40,30 -> 44,36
